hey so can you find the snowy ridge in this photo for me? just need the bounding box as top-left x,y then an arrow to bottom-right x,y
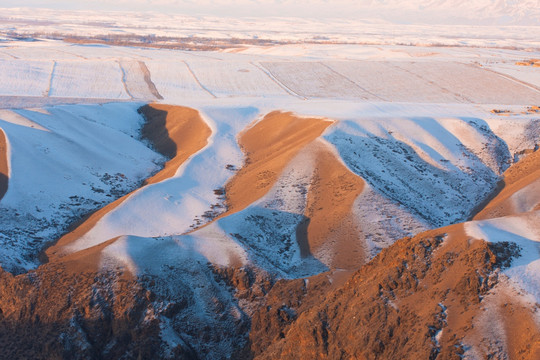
65,106 -> 258,254
1,98 -> 538,278
325,116 -> 511,227
0,103 -> 163,272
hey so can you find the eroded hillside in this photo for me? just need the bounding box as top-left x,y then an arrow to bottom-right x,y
0,100 -> 538,359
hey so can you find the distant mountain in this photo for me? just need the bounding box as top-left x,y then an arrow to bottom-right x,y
356,0 -> 540,25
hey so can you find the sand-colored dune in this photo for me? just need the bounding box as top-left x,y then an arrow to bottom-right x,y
213,113 -> 365,269
0,128 -> 8,201
224,111 -> 333,215
474,149 -> 540,220
46,104 -> 211,260
139,104 -> 212,185
302,139 -> 366,269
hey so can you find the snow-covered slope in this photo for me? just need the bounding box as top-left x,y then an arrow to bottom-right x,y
466,211 -> 540,303
0,103 -> 163,273
24,102 -> 532,282
325,116 -> 511,227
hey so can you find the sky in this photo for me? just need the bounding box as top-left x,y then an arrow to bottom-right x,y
1,0 -> 372,18
1,0 -> 540,24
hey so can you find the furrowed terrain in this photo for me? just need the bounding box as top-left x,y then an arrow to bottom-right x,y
0,37 -> 539,359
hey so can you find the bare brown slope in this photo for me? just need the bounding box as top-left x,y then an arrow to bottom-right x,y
303,140 -> 366,269
46,104 -> 211,261
0,128 -> 8,201
475,149 -> 540,220
0,260 -> 202,359
224,111 -> 333,215
140,104 -> 211,185
254,224 -> 540,360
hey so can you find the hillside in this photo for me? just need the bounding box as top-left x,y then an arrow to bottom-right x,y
0,36 -> 539,359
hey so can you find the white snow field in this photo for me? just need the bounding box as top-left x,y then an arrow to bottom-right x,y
184,60 -> 289,98
1,40 -> 539,105
49,60 -> 131,99
0,60 -> 52,97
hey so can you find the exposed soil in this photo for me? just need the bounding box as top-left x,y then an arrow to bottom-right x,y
139,61 -> 164,100
139,104 -> 211,185
302,139 -> 366,269
475,149 -> 540,220
0,262 -> 198,360
253,225 -> 540,360
224,111 -> 333,215
0,128 -> 8,201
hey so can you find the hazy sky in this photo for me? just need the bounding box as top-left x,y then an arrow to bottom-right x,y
1,0 -> 368,18
2,1 -> 539,24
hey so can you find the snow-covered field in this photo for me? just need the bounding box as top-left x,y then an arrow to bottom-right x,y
49,60 -> 131,99
0,60 -> 52,97
1,40 -> 539,105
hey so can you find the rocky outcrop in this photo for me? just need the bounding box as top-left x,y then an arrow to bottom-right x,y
252,227 -> 537,359
0,258 -> 251,360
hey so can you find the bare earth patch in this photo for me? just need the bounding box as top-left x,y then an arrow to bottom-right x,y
0,128 -> 8,201
224,111 -> 333,215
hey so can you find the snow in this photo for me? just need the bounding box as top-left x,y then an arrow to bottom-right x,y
184,60 -> 289,98
485,117 -> 540,156
324,115 -> 509,227
0,102 -> 163,272
100,233 -> 247,276
323,61 -> 456,103
216,142 -> 328,277
49,60 -> 130,99
392,61 -> 540,105
117,60 -> 157,100
0,40 -> 538,105
485,63 -> 540,90
324,60 -> 540,104
144,60 -> 211,101
0,109 -> 48,131
0,60 -> 53,96
511,180 -> 540,214
465,211 -> 540,303
355,183 -> 429,258
2,6 -> 540,47
0,35 -> 538,285
66,106 -> 258,253
259,62 -> 369,99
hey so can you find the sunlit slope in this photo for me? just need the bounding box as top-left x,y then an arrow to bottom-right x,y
254,150 -> 540,360
474,149 -> 540,220
26,103 -> 534,280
